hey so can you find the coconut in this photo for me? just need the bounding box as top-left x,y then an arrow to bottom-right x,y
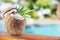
4,7 -> 26,35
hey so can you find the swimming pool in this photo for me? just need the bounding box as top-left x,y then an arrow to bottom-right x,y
0,22 -> 60,37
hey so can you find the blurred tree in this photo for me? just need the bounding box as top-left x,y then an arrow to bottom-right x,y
2,0 -> 15,4
1,0 -> 57,18
44,14 -> 51,18
24,0 -> 40,10
26,0 -> 37,3
17,0 -> 20,4
28,11 -> 39,19
26,3 -> 34,10
57,0 -> 60,2
2,0 -> 12,3
51,5 -> 57,15
36,0 -> 51,7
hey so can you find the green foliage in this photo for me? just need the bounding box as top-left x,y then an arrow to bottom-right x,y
50,5 -> 57,15
17,7 -> 34,16
25,0 -> 56,11
17,7 -> 39,19
17,7 -> 26,16
17,7 -> 33,18
44,14 -> 51,18
24,2 -> 34,10
26,0 -> 37,3
28,11 -> 39,19
27,3 -> 34,10
57,0 -> 60,2
36,0 -> 51,7
2,0 -> 12,3
51,8 -> 56,15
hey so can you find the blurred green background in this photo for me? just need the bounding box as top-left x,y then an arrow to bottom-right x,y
0,0 -> 59,19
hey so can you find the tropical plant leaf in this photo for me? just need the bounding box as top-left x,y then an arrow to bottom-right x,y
17,7 -> 39,19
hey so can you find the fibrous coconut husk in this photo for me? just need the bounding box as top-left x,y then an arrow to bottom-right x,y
4,15 -> 26,35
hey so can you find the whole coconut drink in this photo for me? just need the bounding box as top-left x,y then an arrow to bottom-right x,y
3,7 -> 33,36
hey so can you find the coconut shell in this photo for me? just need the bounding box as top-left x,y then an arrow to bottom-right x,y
4,15 -> 26,35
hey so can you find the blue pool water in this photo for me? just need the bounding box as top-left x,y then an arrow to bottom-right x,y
0,22 -> 60,37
